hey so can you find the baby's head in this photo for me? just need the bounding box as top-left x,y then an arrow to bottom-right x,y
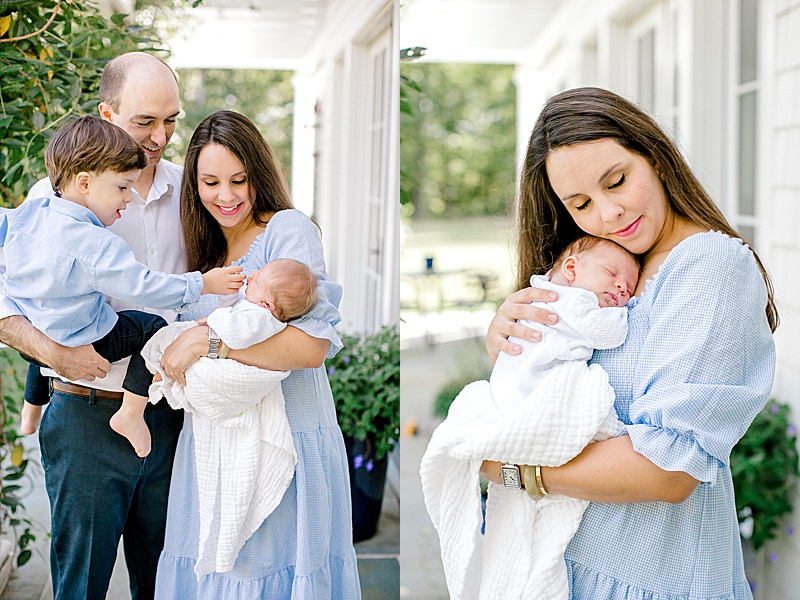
45,115 -> 147,198
548,236 -> 639,307
245,258 -> 318,322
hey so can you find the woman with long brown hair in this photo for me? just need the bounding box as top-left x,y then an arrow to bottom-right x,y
482,88 -> 775,599
152,110 -> 361,599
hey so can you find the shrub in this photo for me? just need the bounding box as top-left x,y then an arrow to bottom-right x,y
731,398 -> 800,550
327,325 -> 399,461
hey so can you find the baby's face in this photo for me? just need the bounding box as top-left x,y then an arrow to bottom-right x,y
571,244 -> 639,307
244,265 -> 273,306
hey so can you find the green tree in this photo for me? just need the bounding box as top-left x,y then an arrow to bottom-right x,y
172,69 -> 294,179
0,0 -> 163,207
400,72 -> 421,208
400,63 -> 517,219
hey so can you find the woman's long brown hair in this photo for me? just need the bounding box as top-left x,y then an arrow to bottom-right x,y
518,87 -> 778,331
181,110 -> 294,273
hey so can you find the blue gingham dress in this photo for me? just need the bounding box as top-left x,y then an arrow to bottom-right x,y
565,231 -> 775,600
154,209 -> 361,599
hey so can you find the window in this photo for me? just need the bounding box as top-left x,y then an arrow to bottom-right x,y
624,2 -> 681,139
637,28 -> 655,112
364,29 -> 392,332
732,0 -> 760,244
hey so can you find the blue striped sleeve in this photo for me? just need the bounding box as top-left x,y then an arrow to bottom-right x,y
625,233 -> 775,484
261,210 -> 343,358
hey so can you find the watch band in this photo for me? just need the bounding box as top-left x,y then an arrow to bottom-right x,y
500,463 -> 523,489
207,327 -> 221,359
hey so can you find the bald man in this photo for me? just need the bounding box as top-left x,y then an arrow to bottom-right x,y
2,53 -> 185,599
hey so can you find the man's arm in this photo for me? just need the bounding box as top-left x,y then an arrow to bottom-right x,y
0,315 -> 110,381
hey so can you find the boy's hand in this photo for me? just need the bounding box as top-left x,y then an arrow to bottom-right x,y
201,266 -> 245,295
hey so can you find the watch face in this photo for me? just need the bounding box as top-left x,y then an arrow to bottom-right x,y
501,464 -> 520,488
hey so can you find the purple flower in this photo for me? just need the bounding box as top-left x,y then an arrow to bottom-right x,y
328,367 -> 335,376
788,526 -> 795,536
789,425 -> 797,436
749,581 -> 757,592
771,404 -> 780,414
353,454 -> 364,469
343,356 -> 351,364
769,553 -> 779,563
366,460 -> 374,472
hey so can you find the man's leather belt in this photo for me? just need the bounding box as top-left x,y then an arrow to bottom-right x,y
50,380 -> 124,401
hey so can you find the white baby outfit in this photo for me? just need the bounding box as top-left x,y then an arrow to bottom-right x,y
421,276 -> 628,600
142,291 -> 296,578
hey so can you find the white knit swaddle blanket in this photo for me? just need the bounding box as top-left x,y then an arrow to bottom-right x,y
420,361 -> 622,600
142,302 -> 297,578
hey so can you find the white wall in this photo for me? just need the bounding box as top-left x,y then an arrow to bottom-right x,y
514,0 -> 729,204
766,0 -> 800,401
305,0 -> 399,335
757,0 -> 800,596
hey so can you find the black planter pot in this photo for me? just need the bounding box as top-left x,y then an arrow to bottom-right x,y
343,435 -> 388,542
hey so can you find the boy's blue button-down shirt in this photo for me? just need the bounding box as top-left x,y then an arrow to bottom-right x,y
0,195 -> 202,347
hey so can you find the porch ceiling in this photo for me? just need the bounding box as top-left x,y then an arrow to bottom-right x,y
400,0 -> 560,64
164,0 -> 333,71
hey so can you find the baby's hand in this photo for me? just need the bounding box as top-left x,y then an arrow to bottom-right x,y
201,265 -> 245,295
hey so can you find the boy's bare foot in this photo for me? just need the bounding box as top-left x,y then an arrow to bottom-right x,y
20,401 -> 43,435
109,411 -> 152,457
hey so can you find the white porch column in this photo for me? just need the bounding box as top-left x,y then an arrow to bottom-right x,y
290,71 -> 318,216
513,65 -> 547,184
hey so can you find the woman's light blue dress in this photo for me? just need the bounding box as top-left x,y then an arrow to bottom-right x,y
154,209 -> 361,599
565,231 -> 775,600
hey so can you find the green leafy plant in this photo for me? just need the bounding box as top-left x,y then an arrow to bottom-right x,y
0,348 -> 34,566
731,398 -> 800,550
0,0 -> 162,206
327,325 -> 399,462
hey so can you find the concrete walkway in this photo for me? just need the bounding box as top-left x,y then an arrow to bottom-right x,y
398,216 -> 509,598
399,333 -> 492,599
1,435 -> 399,600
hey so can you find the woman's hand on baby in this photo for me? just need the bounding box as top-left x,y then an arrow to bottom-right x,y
486,287 -> 559,363
160,325 -> 209,386
201,265 -> 246,295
